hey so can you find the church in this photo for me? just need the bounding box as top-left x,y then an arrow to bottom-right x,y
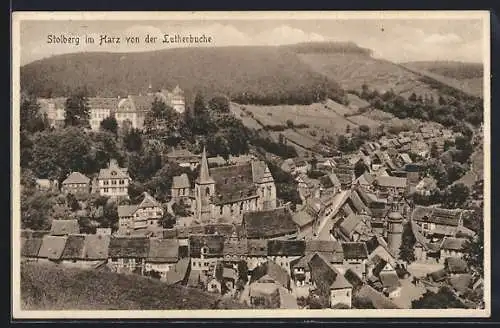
194,148 -> 277,223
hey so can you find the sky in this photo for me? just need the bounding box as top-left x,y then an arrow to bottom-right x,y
19,16 -> 486,66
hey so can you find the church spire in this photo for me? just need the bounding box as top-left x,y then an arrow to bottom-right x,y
197,146 -> 214,184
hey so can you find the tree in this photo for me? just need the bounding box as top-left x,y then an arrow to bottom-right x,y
100,201 -> 119,231
123,128 -> 143,153
100,116 -> 118,135
21,190 -> 53,230
208,95 -> 230,113
20,94 -> 47,133
430,142 -> 439,158
159,211 -> 176,229
64,92 -> 90,128
66,193 -> 81,212
400,222 -> 416,263
442,183 -> 470,208
354,159 -> 367,178
463,211 -> 484,276
412,287 -> 466,309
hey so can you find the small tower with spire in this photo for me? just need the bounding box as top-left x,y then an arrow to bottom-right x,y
147,81 -> 153,96
195,147 -> 215,221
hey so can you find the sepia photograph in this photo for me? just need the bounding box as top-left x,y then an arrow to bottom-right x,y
11,11 -> 490,319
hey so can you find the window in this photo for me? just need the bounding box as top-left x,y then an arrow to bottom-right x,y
119,179 -> 124,185
104,188 -> 109,193
104,180 -> 109,185
112,180 -> 117,185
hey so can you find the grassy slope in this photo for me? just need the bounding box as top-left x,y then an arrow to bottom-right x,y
20,45 -> 342,103
21,262 -> 246,310
297,53 -> 442,99
400,61 -> 483,98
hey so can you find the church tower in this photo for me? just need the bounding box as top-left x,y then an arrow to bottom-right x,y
195,147 -> 215,221
387,210 -> 404,259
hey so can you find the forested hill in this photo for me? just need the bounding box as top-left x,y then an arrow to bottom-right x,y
20,43 -> 352,106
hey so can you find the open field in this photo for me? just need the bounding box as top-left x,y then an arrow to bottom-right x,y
20,262 -> 245,310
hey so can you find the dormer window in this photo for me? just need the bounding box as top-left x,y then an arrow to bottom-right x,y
111,171 -> 117,176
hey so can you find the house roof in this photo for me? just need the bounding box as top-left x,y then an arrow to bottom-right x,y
108,236 -> 150,258
309,253 -> 352,291
292,210 -> 315,227
375,176 -> 407,189
243,207 -> 297,239
379,272 -> 401,288
340,213 -> 363,237
98,160 -> 129,180
356,172 -> 375,186
400,153 -> 413,164
189,234 -> 225,257
87,97 -> 119,110
356,285 -> 400,309
164,257 -> 190,285
441,237 -> 467,251
60,235 -> 86,260
62,172 -> 90,185
204,223 -> 237,238
172,173 -> 190,189
38,235 -> 67,260
209,162 -> 257,204
138,192 -> 161,209
251,261 -> 290,289
50,219 -> 80,236
305,240 -> 342,254
223,239 -> 248,257
84,234 -> 110,260
267,240 -> 306,257
342,242 -> 368,259
147,238 -> 179,263
320,173 -> 341,189
412,206 -> 463,227
344,269 -> 364,291
247,239 -> 268,257
21,237 -> 43,257
117,205 -> 138,218
445,257 -> 469,274
349,190 -> 372,214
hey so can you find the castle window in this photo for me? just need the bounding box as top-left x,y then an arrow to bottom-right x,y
205,187 -> 210,196
224,178 -> 228,184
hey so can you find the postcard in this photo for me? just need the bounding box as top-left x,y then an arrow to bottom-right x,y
11,11 -> 490,319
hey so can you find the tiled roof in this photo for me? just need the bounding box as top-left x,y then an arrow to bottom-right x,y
98,160 -> 130,180
440,237 -> 467,251
412,206 -> 463,227
117,205 -> 138,218
379,272 -> 401,288
375,176 -> 407,189
172,173 -> 190,189
188,234 -> 225,257
164,257 -> 190,285
342,242 -> 368,259
250,261 -> 290,289
243,207 -> 297,239
60,235 -> 86,260
267,240 -> 306,257
84,234 -> 110,260
147,238 -> 179,263
247,239 -> 268,256
38,235 -> 67,260
292,210 -> 315,227
223,239 -> 248,257
356,285 -> 400,309
108,236 -> 150,258
309,253 -> 352,291
305,240 -> 342,254
138,192 -> 161,209
340,213 -> 363,237
62,172 -> 90,185
129,95 -> 155,112
320,173 -> 341,189
21,237 -> 43,257
50,219 -> 80,236
344,269 -> 364,291
204,224 -> 236,238
210,163 -> 257,204
87,97 -> 119,110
